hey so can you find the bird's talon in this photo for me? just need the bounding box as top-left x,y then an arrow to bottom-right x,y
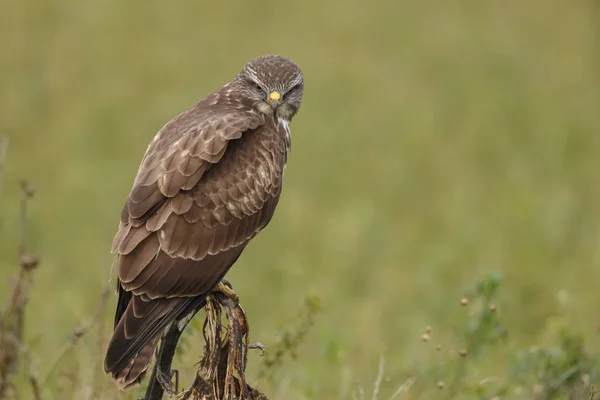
221,279 -> 233,290
214,280 -> 240,306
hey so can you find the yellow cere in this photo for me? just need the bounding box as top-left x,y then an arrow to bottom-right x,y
269,91 -> 281,101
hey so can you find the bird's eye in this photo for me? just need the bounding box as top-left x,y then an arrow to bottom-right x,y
252,83 -> 268,99
288,83 -> 301,93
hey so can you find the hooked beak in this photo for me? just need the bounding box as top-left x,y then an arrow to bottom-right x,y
268,91 -> 281,109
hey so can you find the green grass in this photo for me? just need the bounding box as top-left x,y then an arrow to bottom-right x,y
1,0 -> 600,398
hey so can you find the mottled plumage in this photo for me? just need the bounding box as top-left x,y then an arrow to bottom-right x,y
104,55 -> 304,388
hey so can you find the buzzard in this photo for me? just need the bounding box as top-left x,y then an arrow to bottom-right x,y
104,55 -> 304,388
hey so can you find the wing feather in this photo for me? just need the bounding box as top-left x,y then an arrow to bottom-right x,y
118,234 -> 160,284
119,109 -> 264,227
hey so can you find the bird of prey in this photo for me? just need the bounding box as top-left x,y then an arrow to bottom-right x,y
104,55 -> 304,388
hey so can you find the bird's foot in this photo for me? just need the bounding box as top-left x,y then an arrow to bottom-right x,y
213,279 -> 239,307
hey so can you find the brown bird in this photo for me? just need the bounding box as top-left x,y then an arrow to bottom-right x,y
104,55 -> 304,388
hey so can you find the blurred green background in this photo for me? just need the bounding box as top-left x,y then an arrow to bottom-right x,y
1,0 -> 600,399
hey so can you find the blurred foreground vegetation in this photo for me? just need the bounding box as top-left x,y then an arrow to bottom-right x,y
1,0 -> 600,398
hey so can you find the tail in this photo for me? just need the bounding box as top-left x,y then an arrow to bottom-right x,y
104,289 -> 188,388
108,336 -> 159,388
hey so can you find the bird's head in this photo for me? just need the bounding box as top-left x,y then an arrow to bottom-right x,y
237,55 -> 304,122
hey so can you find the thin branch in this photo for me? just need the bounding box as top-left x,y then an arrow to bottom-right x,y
371,352 -> 385,400
18,181 -> 35,257
388,377 -> 416,400
356,381 -> 365,400
0,135 -> 9,221
42,286 -> 110,386
0,180 -> 38,398
29,372 -> 42,400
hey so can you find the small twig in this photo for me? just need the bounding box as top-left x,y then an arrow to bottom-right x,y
371,352 -> 385,400
0,180 -> 37,398
43,286 -> 110,386
388,377 -> 416,400
249,342 -> 265,356
18,342 -> 43,400
7,182 -> 37,317
547,364 -> 579,392
0,135 -> 9,221
258,294 -> 320,381
356,380 -> 365,400
29,372 -> 42,400
590,384 -> 600,400
18,181 -> 35,257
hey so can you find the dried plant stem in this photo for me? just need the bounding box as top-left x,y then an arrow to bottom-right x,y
0,181 -> 39,398
42,286 -> 110,386
29,373 -> 42,400
388,377 -> 416,400
371,352 -> 384,400
0,135 -> 8,217
144,281 -> 267,400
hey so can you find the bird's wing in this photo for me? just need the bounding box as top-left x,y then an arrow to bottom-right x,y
105,105 -> 289,383
115,105 -> 264,227
112,103 -> 290,297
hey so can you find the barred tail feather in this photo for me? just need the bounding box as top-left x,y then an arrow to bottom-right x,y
112,337 -> 158,389
104,294 -> 185,387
